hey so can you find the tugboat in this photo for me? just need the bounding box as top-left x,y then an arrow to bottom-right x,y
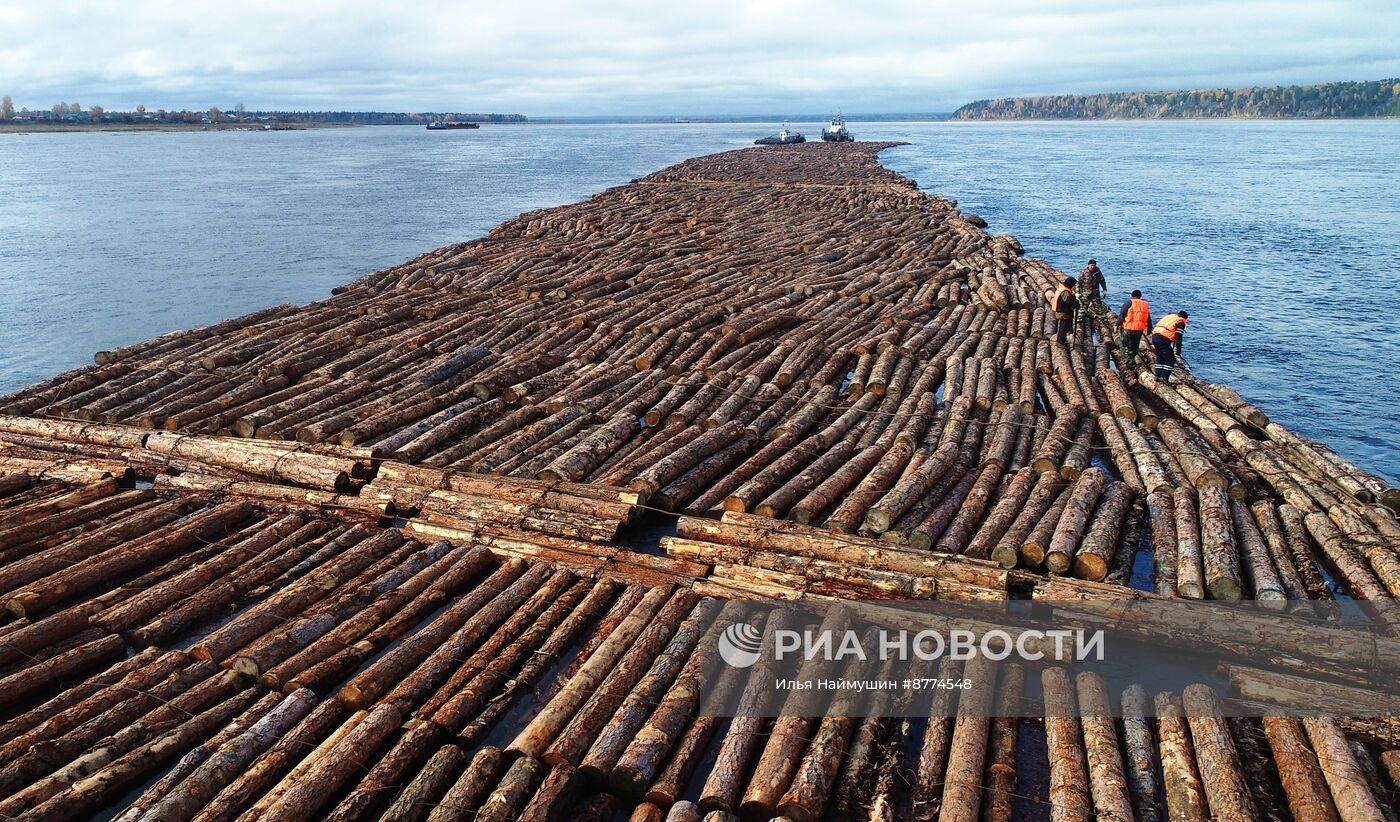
426,120 -> 479,130
754,126 -> 805,145
821,115 -> 854,142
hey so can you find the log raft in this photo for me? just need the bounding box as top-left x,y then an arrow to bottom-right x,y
0,142 -> 1398,820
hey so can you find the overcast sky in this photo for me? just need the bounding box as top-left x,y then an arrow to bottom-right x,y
3,1 -> 1398,115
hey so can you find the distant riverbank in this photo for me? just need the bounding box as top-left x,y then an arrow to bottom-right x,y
953,78 -> 1400,120
0,121 -> 353,134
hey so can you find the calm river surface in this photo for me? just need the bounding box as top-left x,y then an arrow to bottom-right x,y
1,120 -> 1396,479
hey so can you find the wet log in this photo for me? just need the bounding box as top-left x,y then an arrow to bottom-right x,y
911,657 -> 964,822
338,557 -> 527,708
1167,487 -> 1204,599
1225,716 -> 1291,822
0,607 -> 98,670
1119,685 -> 1160,822
377,561 -> 561,713
1348,739 -> 1399,822
1157,420 -> 1226,490
639,658 -> 746,807
0,662 -> 236,811
189,526 -> 403,664
128,520 -> 342,648
137,688 -> 320,822
981,664 -> 1026,822
0,632 -> 126,708
255,703 -> 404,821
1143,489 -> 1177,597
0,495 -> 198,602
94,511 -> 309,634
1042,667 -> 1092,822
378,750 -> 470,822
6,500 -> 257,619
425,746 -> 503,822
1095,413 -> 1143,492
1019,481 -> 1074,570
1303,716 -> 1389,822
425,577 -> 608,736
699,610 -> 788,813
110,689 -> 285,822
1197,485 -> 1242,601
25,685 -> 267,822
991,470 -> 1066,569
1044,467 -> 1107,574
1181,684 -> 1257,820
933,462 -> 1004,554
966,466 -> 1036,560
0,481 -> 130,552
264,542 -> 488,691
517,762 -> 579,822
0,648 -> 184,772
738,610 -> 850,821
1260,716 -> 1340,822
907,466 -> 982,551
476,756 -> 544,822
1031,410 -> 1080,475
1058,415 -> 1097,480
546,594 -> 711,768
507,584 -> 677,759
1071,481 -> 1134,581
1231,500 -> 1287,605
604,603 -> 744,794
1153,691 -> 1209,822
933,655 -> 997,822
1075,672 -> 1135,822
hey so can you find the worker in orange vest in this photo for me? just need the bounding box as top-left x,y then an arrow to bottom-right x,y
1150,310 -> 1188,382
1051,276 -> 1079,344
1117,290 -> 1151,368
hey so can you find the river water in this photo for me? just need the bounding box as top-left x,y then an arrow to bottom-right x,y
1,120 -> 1395,479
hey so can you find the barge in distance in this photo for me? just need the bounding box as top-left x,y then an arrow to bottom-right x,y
426,121 -> 480,130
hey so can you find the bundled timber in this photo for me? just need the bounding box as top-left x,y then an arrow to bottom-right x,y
0,142 -> 1398,822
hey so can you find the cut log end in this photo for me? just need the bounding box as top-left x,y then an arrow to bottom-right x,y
1207,578 -> 1242,602
864,508 -> 893,534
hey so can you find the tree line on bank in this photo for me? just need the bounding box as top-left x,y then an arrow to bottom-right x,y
952,78 -> 1400,120
0,98 -> 527,125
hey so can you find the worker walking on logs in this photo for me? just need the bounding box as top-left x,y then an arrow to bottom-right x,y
1117,289 -> 1151,368
1052,276 -> 1080,344
1077,258 -> 1108,331
1150,310 -> 1188,382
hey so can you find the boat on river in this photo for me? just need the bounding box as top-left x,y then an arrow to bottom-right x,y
821,115 -> 853,142
754,127 -> 805,145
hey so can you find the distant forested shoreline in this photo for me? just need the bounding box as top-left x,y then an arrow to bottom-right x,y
953,79 -> 1400,120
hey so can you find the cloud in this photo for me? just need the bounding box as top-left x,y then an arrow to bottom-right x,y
3,0 -> 1398,114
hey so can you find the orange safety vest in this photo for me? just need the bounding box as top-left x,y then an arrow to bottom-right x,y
1123,298 -> 1150,331
1052,284 -> 1072,314
1153,313 -> 1186,341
